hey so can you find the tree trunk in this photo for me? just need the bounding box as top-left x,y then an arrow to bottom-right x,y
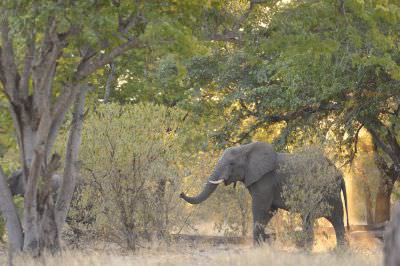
104,62 -> 116,103
361,178 -> 375,224
384,203 -> 400,266
55,88 -> 88,233
0,167 -> 23,258
375,177 -> 394,224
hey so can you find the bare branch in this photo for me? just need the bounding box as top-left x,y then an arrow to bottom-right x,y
348,123 -> 364,164
207,31 -> 241,43
76,38 -> 141,80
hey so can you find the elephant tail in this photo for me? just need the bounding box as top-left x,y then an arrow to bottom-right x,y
341,177 -> 350,231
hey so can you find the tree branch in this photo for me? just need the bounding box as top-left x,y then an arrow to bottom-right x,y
366,118 -> 400,165
76,38 -> 142,80
348,123 -> 364,164
46,85 -> 80,158
207,31 -> 241,43
231,101 -> 341,144
20,32 -> 36,100
55,86 -> 89,231
367,126 -> 396,162
0,12 -> 20,103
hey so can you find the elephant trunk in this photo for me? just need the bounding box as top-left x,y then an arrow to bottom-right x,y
180,182 -> 218,204
180,169 -> 222,205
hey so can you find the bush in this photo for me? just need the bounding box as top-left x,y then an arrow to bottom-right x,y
67,103 -> 189,250
279,146 -> 342,246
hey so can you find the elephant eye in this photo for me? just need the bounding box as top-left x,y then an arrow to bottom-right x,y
229,162 -> 234,166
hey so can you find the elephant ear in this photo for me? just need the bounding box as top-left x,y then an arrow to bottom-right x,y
244,142 -> 277,187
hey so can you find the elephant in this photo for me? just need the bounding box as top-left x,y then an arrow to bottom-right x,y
180,142 -> 349,248
7,169 -> 61,197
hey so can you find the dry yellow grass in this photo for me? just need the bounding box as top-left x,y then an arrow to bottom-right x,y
0,231 -> 383,266
3,244 -> 381,266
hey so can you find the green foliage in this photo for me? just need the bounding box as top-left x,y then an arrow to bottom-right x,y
186,0 -> 400,155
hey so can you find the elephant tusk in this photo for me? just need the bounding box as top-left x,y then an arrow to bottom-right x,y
208,179 -> 224,184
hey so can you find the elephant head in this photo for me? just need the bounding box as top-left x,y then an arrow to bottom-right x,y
180,142 -> 277,204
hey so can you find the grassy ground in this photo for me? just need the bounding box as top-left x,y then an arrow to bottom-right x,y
1,233 -> 383,266
9,246 -> 381,266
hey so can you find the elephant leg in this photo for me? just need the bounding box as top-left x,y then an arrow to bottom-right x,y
252,199 -> 275,245
300,214 -> 314,251
325,202 -> 347,248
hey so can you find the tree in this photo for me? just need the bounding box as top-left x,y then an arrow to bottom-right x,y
189,0 -> 400,222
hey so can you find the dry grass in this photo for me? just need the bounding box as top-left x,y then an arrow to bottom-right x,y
9,248 -> 382,266
2,240 -> 382,266
0,227 -> 383,266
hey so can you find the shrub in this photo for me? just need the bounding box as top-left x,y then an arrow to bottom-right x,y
279,146 -> 342,247
67,103 -> 189,250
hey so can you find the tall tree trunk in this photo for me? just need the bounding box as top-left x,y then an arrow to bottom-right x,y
361,176 -> 375,224
55,88 -> 88,234
375,177 -> 394,224
368,132 -> 400,224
